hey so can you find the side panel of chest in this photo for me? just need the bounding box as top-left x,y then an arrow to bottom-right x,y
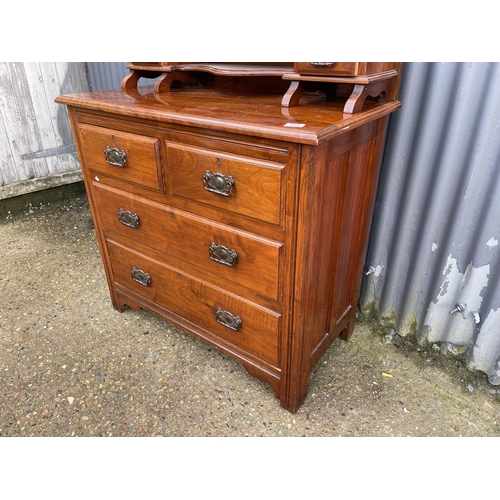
282,118 -> 388,411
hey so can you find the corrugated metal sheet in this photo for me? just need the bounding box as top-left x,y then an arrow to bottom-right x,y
0,62 -> 90,199
360,62 -> 500,384
86,62 -> 128,91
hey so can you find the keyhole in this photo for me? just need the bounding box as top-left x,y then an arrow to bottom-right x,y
216,157 -> 220,165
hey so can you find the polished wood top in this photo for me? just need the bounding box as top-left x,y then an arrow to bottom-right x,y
56,86 -> 400,145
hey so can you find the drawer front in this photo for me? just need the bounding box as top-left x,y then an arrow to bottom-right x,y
107,239 -> 280,366
93,182 -> 282,301
166,142 -> 284,225
78,123 -> 162,192
296,62 -> 357,76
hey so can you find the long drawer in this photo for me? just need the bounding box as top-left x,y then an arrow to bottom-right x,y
165,141 -> 284,225
78,123 -> 163,192
93,182 -> 283,301
107,239 -> 281,367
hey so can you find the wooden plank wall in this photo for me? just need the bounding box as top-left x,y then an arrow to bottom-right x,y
0,62 -> 90,200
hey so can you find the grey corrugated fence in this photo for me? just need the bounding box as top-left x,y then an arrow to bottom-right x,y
87,62 -> 128,91
360,62 -> 500,384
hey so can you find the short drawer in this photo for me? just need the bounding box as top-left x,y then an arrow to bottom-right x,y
295,62 -> 357,76
93,182 -> 283,301
107,239 -> 280,367
78,123 -> 162,191
165,142 -> 284,225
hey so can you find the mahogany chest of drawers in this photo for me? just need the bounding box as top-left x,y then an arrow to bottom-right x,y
56,63 -> 401,412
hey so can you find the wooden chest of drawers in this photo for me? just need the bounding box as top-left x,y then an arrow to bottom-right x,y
56,65 -> 401,412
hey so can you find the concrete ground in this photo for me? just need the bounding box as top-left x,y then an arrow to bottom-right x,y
1,189 -> 500,438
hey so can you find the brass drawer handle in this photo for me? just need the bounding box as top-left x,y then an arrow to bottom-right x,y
216,307 -> 242,331
104,146 -> 127,167
118,209 -> 139,229
131,267 -> 151,287
209,242 -> 237,267
203,170 -> 234,197
310,62 -> 334,67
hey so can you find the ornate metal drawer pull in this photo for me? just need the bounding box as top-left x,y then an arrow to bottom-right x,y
203,170 -> 234,197
209,242 -> 238,267
118,209 -> 139,229
215,307 -> 242,331
131,267 -> 151,287
310,62 -> 334,67
104,146 -> 127,167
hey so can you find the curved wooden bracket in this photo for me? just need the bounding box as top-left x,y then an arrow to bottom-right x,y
153,71 -> 200,93
343,80 -> 389,114
281,81 -> 305,108
121,70 -> 162,92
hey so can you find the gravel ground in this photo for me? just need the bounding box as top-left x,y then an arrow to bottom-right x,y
1,194 -> 500,439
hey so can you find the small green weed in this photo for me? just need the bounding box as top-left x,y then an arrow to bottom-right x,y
26,202 -> 47,214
